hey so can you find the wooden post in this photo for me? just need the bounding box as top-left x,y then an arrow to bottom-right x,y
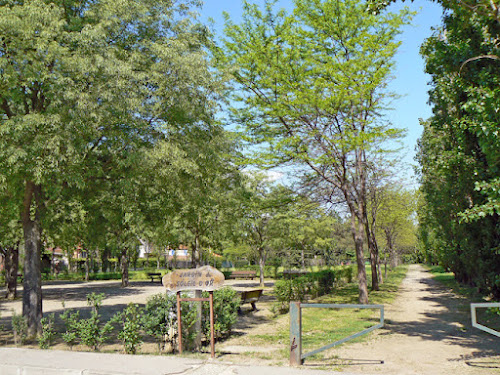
290,301 -> 302,366
177,291 -> 183,354
209,291 -> 215,359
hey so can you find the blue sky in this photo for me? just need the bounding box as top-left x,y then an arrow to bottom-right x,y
200,0 -> 444,185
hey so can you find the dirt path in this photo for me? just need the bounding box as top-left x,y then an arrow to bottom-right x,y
327,264 -> 500,374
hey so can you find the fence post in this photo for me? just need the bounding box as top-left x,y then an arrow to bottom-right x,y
290,301 -> 302,366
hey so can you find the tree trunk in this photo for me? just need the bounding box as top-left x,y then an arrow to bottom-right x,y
4,244 -> 19,299
21,180 -> 43,336
366,232 -> 380,291
259,247 -> 266,288
385,230 -> 398,268
192,231 -> 202,352
348,210 -> 369,304
84,249 -> 90,282
121,249 -> 129,287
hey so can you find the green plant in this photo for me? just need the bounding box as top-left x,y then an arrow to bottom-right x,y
11,311 -> 27,345
60,303 -> 81,349
142,293 -> 177,353
274,279 -> 307,313
37,313 -> 56,349
77,293 -> 113,351
202,287 -> 240,340
113,303 -> 143,354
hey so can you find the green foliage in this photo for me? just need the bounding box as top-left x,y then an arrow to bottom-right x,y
11,311 -> 27,345
37,313 -> 56,349
274,279 -> 307,312
113,303 -> 143,354
77,293 -> 113,351
417,1 -> 500,298
202,287 -> 240,340
142,293 -> 178,353
60,306 -> 80,349
219,0 -> 412,304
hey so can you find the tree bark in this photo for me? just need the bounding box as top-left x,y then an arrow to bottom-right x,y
350,214 -> 369,304
21,180 -> 43,336
259,247 -> 266,288
84,249 -> 90,282
3,244 -> 19,299
191,230 -> 202,352
365,228 -> 380,291
121,248 -> 129,287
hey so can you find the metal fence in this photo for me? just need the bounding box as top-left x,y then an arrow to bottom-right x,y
470,302 -> 500,338
290,302 -> 384,366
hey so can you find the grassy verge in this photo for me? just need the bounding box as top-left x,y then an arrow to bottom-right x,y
249,265 -> 409,362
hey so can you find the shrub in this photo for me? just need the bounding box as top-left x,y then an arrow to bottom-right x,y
142,292 -> 197,353
113,303 -> 143,354
142,293 -> 178,353
314,269 -> 337,295
60,306 -> 80,349
274,279 -> 307,312
38,313 -> 56,349
202,287 -> 240,340
11,311 -> 27,345
342,266 -> 354,284
77,293 -> 113,351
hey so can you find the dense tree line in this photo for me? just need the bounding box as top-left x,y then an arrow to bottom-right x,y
415,0 -> 500,298
1,0 -> 419,336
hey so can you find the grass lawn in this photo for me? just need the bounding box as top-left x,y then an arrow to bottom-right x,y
248,265 -> 409,362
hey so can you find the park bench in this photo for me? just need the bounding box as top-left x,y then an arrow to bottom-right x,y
147,272 -> 162,283
239,289 -> 263,312
281,269 -> 308,279
228,270 -> 257,280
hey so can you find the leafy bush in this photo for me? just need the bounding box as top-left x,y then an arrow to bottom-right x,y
142,293 -> 178,353
202,287 -> 240,340
274,279 -> 307,312
142,292 -> 197,353
11,311 -> 27,345
38,313 -> 56,349
314,269 -> 337,295
113,303 -> 143,354
77,293 -> 113,351
60,306 -> 80,349
341,266 -> 354,283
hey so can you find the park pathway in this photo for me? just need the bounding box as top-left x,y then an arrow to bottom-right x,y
328,264 -> 500,374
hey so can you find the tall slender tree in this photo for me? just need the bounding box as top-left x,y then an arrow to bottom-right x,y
218,0 -> 411,303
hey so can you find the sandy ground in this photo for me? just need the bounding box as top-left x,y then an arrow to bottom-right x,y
1,265 -> 499,374
327,265 -> 500,374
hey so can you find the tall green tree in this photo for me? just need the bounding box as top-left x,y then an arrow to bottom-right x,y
218,0 -> 411,303
0,0 -> 217,333
416,1 -> 500,297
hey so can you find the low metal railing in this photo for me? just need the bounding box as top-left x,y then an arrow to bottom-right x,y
470,302 -> 500,338
290,302 -> 384,366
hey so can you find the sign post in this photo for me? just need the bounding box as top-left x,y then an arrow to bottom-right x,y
162,265 -> 225,358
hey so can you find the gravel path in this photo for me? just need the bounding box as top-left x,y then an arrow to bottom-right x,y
329,264 -> 500,374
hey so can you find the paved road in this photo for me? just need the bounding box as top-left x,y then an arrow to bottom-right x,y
0,347 -> 363,375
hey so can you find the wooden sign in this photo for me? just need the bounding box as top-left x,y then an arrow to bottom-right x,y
162,265 -> 225,292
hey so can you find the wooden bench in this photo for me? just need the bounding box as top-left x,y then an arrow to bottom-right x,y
147,272 -> 162,283
228,270 -> 257,280
239,289 -> 263,312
